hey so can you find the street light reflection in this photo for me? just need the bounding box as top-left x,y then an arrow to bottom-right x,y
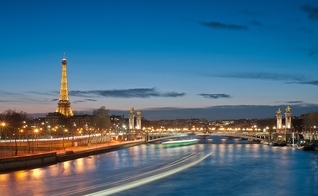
74,158 -> 85,173
61,161 -> 72,175
0,173 -> 9,181
32,168 -> 44,178
14,171 -> 28,181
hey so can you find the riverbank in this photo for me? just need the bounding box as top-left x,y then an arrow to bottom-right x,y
56,140 -> 144,162
0,140 -> 144,173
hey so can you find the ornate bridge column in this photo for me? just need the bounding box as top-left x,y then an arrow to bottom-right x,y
128,108 -> 135,140
276,108 -> 282,129
285,106 -> 292,129
136,111 -> 141,130
129,108 -> 135,130
284,106 -> 292,142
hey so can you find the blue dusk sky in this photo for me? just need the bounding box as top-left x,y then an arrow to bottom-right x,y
1,0 -> 318,120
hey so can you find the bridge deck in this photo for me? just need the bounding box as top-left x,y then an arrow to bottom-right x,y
146,132 -> 266,142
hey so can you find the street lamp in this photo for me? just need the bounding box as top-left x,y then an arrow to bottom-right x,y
19,129 -> 23,140
73,123 -> 76,146
1,122 -> 6,140
47,125 -> 51,138
34,129 -> 39,147
63,129 -> 68,150
123,125 -> 127,140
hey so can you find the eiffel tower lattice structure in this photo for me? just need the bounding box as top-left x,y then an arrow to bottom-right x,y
56,54 -> 74,117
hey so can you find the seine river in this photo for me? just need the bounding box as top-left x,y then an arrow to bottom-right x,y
1,137 -> 318,196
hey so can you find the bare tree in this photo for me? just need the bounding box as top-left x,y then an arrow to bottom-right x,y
304,112 -> 318,132
1,110 -> 30,156
91,106 -> 111,144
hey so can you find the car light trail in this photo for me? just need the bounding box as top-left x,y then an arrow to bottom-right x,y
85,152 -> 212,196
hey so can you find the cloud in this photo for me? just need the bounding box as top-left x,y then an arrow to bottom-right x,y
250,20 -> 263,26
28,91 -> 57,96
69,88 -> 186,98
52,99 -> 59,102
214,72 -> 318,86
309,51 -> 315,56
295,80 -> 318,86
302,5 -> 318,20
222,72 -> 301,81
0,100 -> 13,102
275,101 -> 304,104
74,99 -> 97,103
200,22 -> 248,30
0,91 -> 24,96
285,101 -> 303,104
198,93 -> 232,99
110,104 -> 318,121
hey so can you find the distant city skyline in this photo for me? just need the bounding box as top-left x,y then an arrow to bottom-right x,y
1,1 -> 318,120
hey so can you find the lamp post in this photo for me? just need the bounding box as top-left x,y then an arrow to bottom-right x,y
284,125 -> 287,142
123,125 -> 127,140
265,126 -> 269,140
0,122 -> 5,140
19,129 -> 23,141
63,129 -> 68,150
47,125 -> 51,139
31,129 -> 39,153
292,131 -> 295,147
34,129 -> 39,147
314,126 -> 317,143
73,123 -> 76,147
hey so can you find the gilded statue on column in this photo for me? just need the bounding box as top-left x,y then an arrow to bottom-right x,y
277,108 -> 281,115
130,107 -> 134,115
285,106 -> 291,113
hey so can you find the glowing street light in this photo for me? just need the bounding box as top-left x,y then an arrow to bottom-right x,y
34,129 -> 39,148
19,129 -> 23,140
0,122 -> 6,140
63,129 -> 68,150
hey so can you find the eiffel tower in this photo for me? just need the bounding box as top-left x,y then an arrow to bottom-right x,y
56,53 -> 74,117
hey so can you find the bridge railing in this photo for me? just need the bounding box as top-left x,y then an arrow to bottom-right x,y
146,133 -> 187,142
145,131 -> 268,142
194,132 -> 267,141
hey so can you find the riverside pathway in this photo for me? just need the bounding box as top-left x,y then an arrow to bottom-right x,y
0,140 -> 144,173
54,140 -> 144,162
54,140 -> 134,155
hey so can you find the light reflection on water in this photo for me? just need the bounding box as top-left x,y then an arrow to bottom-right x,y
311,154 -> 318,169
0,137 -> 317,196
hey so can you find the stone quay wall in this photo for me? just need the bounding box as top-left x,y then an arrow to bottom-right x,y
0,152 -> 57,172
56,141 -> 144,162
0,141 -> 144,173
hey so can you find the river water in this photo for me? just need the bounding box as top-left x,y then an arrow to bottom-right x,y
1,136 -> 318,196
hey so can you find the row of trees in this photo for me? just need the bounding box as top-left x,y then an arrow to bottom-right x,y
0,110 -> 30,156
2,109 -> 318,139
0,106 -> 119,156
91,106 -> 112,131
303,112 -> 318,132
